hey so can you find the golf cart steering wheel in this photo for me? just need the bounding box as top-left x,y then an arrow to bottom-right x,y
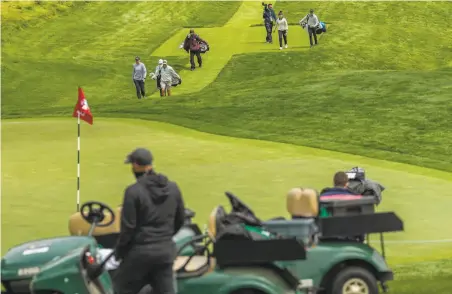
80,201 -> 115,227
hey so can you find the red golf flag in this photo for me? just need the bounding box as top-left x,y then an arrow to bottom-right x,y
72,87 -> 93,125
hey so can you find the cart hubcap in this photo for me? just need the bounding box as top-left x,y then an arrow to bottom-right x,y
342,278 -> 369,294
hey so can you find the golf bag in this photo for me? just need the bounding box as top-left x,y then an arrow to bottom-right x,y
299,16 -> 327,34
316,21 -> 327,34
199,41 -> 210,54
180,40 -> 210,54
346,167 -> 385,205
171,76 -> 182,87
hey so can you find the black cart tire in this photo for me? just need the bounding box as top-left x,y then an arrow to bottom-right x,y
330,266 -> 379,294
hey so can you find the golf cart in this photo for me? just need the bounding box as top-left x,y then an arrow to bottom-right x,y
2,200 -> 313,294
1,202 -> 201,293
208,189 -> 404,294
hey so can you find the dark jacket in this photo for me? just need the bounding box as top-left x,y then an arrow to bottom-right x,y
183,33 -> 207,52
263,6 -> 277,23
115,170 -> 185,260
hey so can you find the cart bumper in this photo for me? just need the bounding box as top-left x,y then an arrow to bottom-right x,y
379,271 -> 394,292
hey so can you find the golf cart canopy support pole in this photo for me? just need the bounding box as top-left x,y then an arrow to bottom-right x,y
380,232 -> 386,259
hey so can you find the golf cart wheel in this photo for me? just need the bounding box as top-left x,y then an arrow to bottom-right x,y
330,266 -> 379,294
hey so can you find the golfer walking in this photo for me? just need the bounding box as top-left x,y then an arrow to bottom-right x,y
276,11 -> 288,50
262,2 -> 277,43
159,60 -> 181,97
183,29 -> 208,71
299,9 -> 320,47
132,56 -> 147,99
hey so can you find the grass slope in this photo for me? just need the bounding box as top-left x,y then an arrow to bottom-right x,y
2,118 -> 452,293
2,1 -> 452,173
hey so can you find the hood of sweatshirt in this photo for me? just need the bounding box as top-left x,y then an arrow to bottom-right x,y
138,170 -> 170,204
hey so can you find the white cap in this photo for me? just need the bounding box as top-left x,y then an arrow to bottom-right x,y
163,60 -> 168,64
158,59 -> 163,64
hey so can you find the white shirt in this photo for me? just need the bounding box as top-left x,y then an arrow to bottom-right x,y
159,66 -> 180,83
276,17 -> 288,31
152,64 -> 173,79
300,13 -> 319,27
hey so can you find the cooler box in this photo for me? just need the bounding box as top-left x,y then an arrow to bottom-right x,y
319,194 -> 376,217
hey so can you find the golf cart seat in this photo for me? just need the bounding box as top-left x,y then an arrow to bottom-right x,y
207,205 -> 227,240
264,187 -> 319,246
173,256 -> 216,278
68,207 -> 122,248
287,187 -> 319,218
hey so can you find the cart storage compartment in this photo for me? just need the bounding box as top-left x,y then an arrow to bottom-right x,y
262,219 -> 318,244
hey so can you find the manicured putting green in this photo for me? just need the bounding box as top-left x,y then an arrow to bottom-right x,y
2,118 -> 452,264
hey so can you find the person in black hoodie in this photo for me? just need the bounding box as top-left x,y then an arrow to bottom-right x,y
114,147 -> 185,294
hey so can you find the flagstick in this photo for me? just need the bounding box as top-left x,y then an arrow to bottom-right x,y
77,112 -> 81,212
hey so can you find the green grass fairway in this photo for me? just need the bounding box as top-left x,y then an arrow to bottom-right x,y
2,118 -> 452,293
150,1 -> 312,96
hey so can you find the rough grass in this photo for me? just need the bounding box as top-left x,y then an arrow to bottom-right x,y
1,1 -> 81,23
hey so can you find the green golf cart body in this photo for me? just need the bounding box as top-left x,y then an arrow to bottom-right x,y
1,200 -> 313,294
5,217 -> 311,294
1,204 -> 200,293
207,190 -> 403,294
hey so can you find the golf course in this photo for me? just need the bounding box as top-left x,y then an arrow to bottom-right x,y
1,1 -> 452,293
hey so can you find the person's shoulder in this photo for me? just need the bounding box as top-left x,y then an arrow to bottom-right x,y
125,182 -> 141,195
319,187 -> 331,195
167,179 -> 182,193
167,178 -> 179,187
